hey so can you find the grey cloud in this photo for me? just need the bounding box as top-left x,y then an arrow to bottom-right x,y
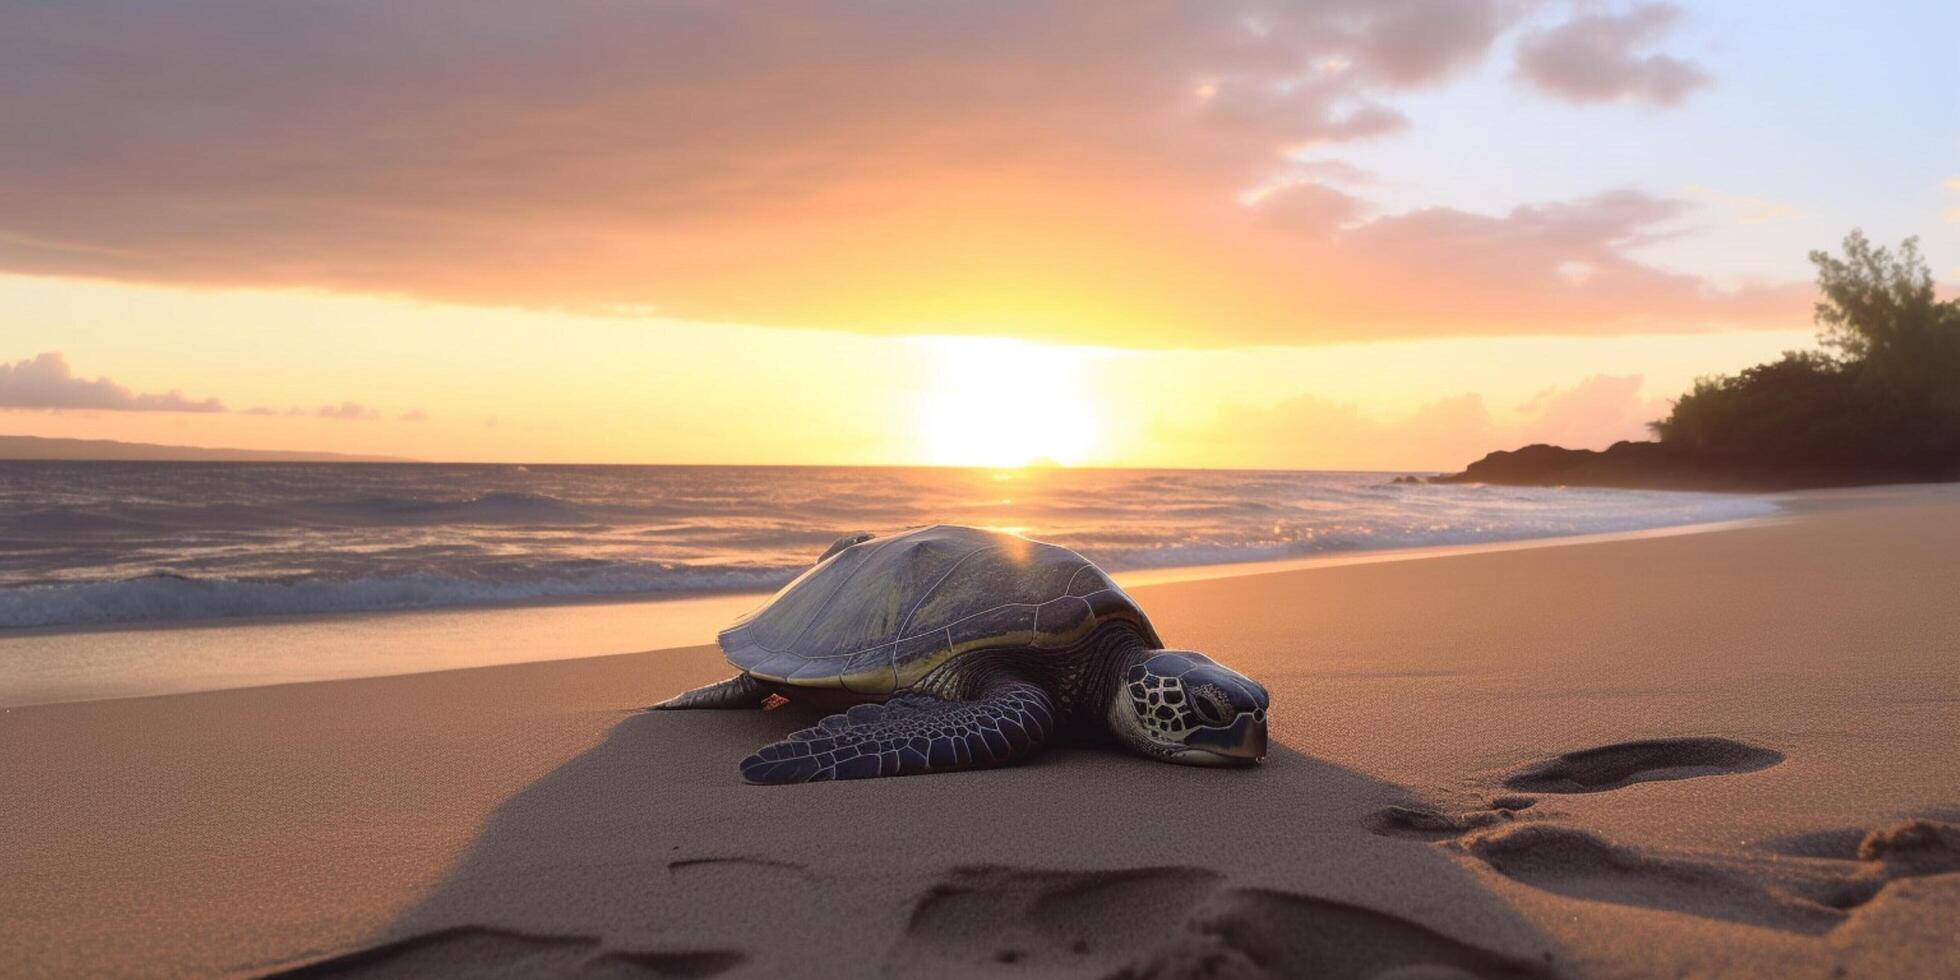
1515,3 -> 1711,106
0,352 -> 225,413
1343,0 -> 1511,85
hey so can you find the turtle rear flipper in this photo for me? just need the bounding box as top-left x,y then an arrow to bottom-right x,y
651,673 -> 771,710
739,683 -> 1056,784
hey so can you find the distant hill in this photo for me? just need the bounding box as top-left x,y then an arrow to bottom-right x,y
0,434 -> 410,463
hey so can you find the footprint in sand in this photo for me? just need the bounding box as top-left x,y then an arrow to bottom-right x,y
1367,796 -> 1538,839
1118,887 -> 1555,980
267,925 -> 745,978
1450,824 -> 1849,935
1372,739 -> 1958,940
890,865 -> 1554,979
1501,736 -> 1783,794
1450,817 -> 1960,935
1761,818 -> 1960,908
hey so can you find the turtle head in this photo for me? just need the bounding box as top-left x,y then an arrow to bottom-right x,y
1113,650 -> 1268,766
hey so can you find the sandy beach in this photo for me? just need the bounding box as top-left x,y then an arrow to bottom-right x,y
5,486 -> 1958,978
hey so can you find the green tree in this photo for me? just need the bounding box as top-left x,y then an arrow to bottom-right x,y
1812,231 -> 1944,364
1650,231 -> 1960,478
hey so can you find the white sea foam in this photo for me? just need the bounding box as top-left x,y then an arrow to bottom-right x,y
0,566 -> 799,630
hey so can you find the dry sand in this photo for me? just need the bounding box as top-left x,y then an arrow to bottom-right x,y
4,486 -> 1958,978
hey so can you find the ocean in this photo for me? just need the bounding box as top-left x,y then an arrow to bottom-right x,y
0,461 -> 1780,631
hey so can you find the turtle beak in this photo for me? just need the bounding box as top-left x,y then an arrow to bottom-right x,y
1175,710 -> 1267,766
1174,667 -> 1268,766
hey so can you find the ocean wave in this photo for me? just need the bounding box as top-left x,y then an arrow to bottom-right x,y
0,492 -> 607,537
2,507 -> 163,534
301,491 -> 599,524
0,565 -> 800,630
0,462 -> 1782,630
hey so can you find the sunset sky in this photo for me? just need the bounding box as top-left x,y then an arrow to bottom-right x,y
3,1 -> 1956,469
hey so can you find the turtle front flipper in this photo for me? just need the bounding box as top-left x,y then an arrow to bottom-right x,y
651,673 -> 773,710
740,683 -> 1056,784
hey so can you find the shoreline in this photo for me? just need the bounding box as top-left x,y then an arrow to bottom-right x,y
5,483 -> 1955,977
1,508 -> 1793,710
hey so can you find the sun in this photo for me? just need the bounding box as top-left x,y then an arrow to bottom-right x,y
915,336 -> 1105,468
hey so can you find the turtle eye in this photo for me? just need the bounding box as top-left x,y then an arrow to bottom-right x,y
1190,685 -> 1236,726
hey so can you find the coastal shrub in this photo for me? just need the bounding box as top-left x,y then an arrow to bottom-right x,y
1650,232 -> 1960,478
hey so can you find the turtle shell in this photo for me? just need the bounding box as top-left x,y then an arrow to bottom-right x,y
720,525 -> 1160,694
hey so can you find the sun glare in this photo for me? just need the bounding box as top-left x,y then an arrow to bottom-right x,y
916,337 -> 1105,468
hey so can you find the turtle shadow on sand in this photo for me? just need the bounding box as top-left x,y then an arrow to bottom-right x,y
272,706 -> 1565,979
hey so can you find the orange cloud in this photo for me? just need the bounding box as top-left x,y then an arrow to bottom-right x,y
0,2 -> 1795,346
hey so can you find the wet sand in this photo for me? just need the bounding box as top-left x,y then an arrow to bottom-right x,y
4,486 -> 1958,977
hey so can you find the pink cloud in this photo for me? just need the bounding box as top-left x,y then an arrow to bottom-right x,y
0,1 -> 1776,346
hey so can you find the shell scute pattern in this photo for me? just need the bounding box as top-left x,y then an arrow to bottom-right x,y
719,525 -> 1158,693
945,602 -> 1039,652
1031,594 -> 1096,643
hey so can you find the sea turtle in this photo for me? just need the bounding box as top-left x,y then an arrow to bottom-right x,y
654,524 -> 1270,784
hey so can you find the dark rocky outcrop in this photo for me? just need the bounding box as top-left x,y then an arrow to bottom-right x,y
1432,440 -> 1956,492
